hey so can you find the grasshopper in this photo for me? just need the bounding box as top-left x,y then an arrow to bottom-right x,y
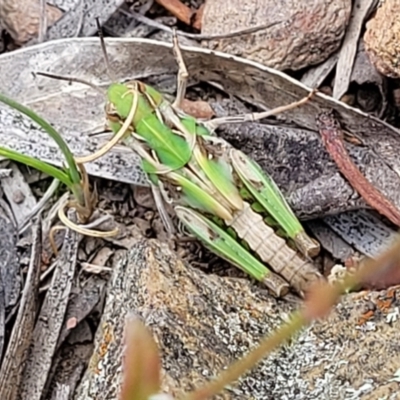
101,33 -> 323,297
37,30 -> 323,297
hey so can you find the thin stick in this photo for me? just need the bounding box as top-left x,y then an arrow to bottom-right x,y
38,0 -> 47,43
96,18 -> 116,82
123,10 -> 285,40
171,29 -> 189,109
35,72 -> 105,95
19,178 -> 60,235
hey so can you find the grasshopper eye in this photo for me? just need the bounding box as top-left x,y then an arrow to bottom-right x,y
105,102 -> 120,121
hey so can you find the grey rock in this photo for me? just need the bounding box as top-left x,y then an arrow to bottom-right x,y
75,233 -> 400,399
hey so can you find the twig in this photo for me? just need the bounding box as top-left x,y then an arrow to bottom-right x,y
316,110 -> 400,227
19,178 -> 60,235
74,0 -> 85,37
123,10 -> 285,40
35,72 -> 105,95
38,0 -> 47,43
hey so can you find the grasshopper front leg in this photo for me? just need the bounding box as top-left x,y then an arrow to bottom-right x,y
204,91 -> 316,132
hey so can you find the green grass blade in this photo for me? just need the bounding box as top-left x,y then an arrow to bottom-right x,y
0,93 -> 81,185
0,147 -> 72,187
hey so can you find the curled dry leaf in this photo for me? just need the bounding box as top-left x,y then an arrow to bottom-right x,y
316,111 -> 400,227
192,3 -> 204,31
364,0 -> 400,78
0,0 -> 62,44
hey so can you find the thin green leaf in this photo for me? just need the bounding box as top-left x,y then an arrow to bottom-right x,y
0,147 -> 72,187
0,93 -> 81,185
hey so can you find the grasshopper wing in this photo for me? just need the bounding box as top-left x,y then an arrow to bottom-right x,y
230,149 -> 320,258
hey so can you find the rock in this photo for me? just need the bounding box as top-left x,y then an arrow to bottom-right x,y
0,0 -> 62,44
201,0 -> 352,71
74,232 -> 400,399
364,0 -> 400,78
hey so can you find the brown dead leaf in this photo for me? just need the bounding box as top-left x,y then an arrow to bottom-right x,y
192,4 -> 204,30
180,98 -> 215,120
155,0 -> 193,26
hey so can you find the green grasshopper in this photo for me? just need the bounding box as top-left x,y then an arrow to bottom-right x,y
38,31 -> 322,297
102,34 -> 323,297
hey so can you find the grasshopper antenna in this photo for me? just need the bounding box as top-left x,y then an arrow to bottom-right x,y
35,71 -> 105,95
96,18 -> 116,82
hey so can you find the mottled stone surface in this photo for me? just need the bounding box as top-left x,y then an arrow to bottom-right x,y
364,0 -> 400,78
75,232 -> 400,399
201,0 -> 352,71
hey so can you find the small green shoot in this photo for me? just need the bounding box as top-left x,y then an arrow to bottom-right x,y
0,93 -> 84,207
0,92 -> 118,240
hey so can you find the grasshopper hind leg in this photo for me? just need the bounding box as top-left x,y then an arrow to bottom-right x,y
171,29 -> 189,109
151,183 -> 176,238
204,90 -> 316,132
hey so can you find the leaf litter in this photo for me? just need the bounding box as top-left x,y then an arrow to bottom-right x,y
1,1 -> 400,398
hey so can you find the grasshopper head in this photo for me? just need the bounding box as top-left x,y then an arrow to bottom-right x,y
107,81 -> 165,128
107,82 -> 138,120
